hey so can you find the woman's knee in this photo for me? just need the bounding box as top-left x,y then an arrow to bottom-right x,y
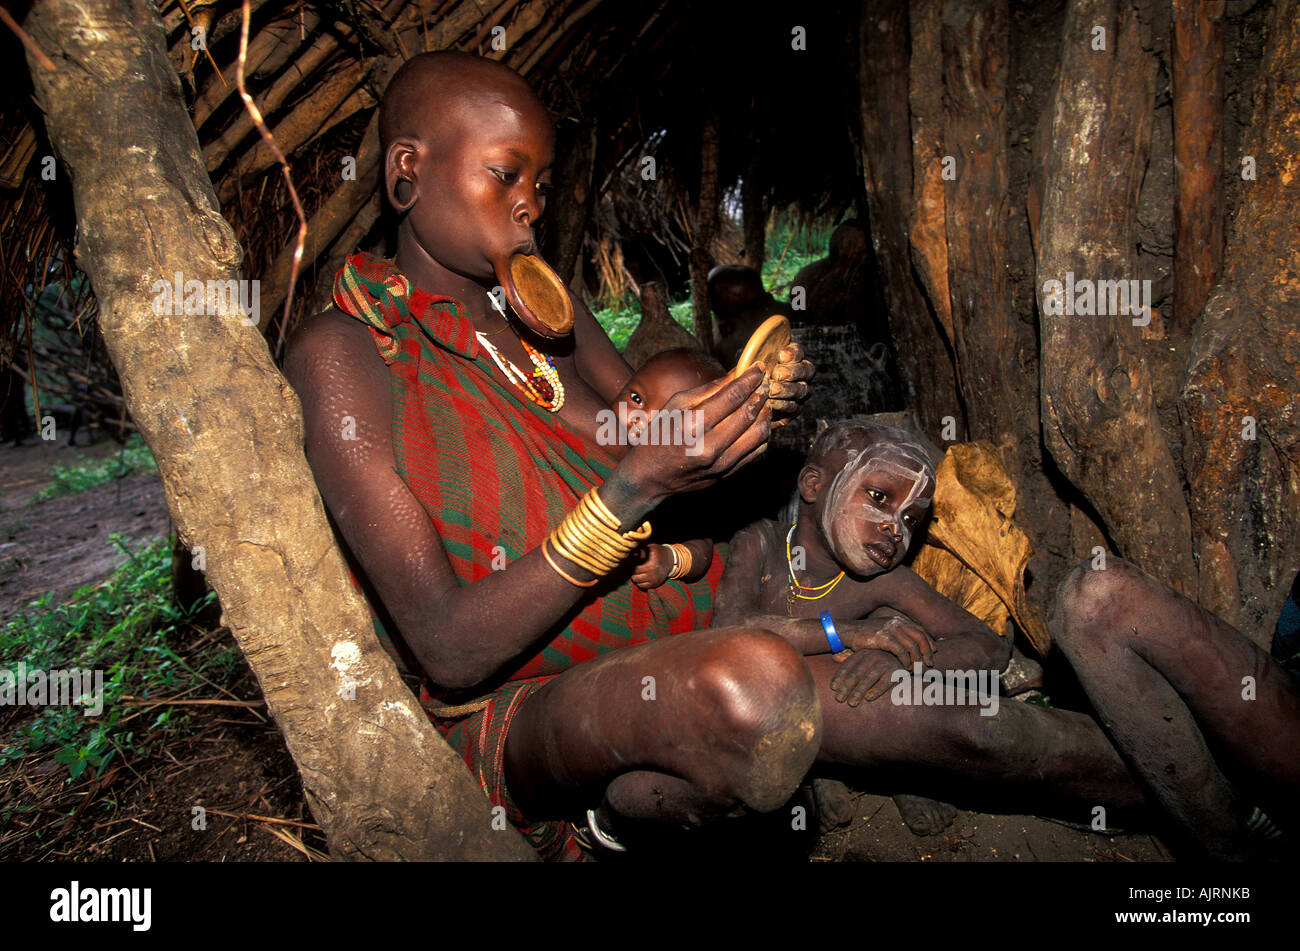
692,628 -> 822,810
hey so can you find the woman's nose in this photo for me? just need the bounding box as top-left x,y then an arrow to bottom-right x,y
514,190 -> 540,226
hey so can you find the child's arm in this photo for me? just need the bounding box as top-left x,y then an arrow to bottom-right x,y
714,522 -> 932,663
865,566 -> 1010,673
678,538 -> 713,583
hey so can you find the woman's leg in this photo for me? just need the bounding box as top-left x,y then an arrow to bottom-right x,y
503,627 -> 822,830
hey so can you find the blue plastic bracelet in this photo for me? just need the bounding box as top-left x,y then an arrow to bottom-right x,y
820,611 -> 844,653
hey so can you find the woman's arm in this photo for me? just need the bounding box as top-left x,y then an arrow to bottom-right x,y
286,312 -> 602,689
286,310 -> 779,690
571,296 -> 633,404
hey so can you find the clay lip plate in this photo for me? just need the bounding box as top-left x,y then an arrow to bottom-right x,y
730,314 -> 792,379
508,252 -> 574,336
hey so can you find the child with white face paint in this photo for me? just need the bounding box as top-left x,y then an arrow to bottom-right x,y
713,419 -> 1011,836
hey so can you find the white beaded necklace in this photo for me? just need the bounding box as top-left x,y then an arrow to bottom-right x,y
474,291 -> 565,412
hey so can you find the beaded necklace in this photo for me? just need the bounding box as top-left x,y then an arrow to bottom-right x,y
784,522 -> 845,616
475,292 -> 566,412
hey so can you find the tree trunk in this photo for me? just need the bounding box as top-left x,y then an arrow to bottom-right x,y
742,155 -> 765,272
1034,0 -> 1195,595
1171,0 -> 1225,339
940,0 -> 1036,483
1179,0 -> 1300,644
908,0 -> 952,348
859,0 -> 959,441
689,114 -> 720,348
549,119 -> 598,286
24,0 -> 533,862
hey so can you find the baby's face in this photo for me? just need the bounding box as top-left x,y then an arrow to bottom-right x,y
405,93 -> 554,283
612,366 -> 679,430
815,443 -> 934,577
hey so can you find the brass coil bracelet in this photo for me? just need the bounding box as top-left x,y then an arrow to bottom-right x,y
544,487 -> 652,587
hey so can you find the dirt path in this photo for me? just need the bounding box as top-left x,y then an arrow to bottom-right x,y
0,439 -> 171,627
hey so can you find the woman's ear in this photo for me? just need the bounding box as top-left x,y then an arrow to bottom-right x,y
385,139 -> 419,212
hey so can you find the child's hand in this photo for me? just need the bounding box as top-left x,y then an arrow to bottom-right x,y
631,544 -> 675,589
842,616 -> 935,669
830,649 -> 904,706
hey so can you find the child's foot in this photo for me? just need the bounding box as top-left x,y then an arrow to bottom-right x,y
1000,648 -> 1044,695
894,794 -> 957,835
811,777 -> 855,833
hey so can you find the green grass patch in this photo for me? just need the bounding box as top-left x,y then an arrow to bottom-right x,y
0,534 -> 232,782
590,213 -> 835,351
31,432 -> 158,503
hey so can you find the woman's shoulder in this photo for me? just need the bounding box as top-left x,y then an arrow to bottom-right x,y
284,305 -> 391,408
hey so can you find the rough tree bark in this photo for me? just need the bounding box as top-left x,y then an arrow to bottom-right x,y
940,0 -> 1037,482
908,0 -> 952,348
1171,0 -> 1225,338
1180,0 -> 1300,644
689,113 -> 720,348
859,0 -> 959,441
24,0 -> 533,861
1034,0 -> 1196,594
548,118 -> 598,286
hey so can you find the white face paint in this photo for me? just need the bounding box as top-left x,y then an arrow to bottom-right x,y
819,444 -> 934,576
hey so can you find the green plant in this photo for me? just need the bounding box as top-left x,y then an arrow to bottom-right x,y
0,533 -> 230,781
31,432 -> 158,502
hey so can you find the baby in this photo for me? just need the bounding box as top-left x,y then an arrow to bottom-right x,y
605,347 -> 723,589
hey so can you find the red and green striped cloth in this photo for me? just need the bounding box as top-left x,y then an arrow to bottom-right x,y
332,251 -> 724,701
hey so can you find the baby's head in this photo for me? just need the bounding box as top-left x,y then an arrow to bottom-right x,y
797,420 -> 937,577
380,52 -> 556,328
604,348 -> 723,459
616,348 -> 723,415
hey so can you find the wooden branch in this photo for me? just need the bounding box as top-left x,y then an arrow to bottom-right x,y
741,155 -> 764,272
23,0 -> 533,862
1180,0 -> 1300,642
194,9 -> 320,129
1035,0 -> 1195,593
519,0 -> 603,76
217,58 -> 369,204
549,118 -> 597,285
1171,0 -> 1224,337
202,17 -> 354,173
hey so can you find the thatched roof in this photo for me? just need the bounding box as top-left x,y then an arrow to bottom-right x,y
1,0 -> 862,403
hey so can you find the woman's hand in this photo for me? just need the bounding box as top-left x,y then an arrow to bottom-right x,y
767,342 -> 814,423
602,365 -> 772,525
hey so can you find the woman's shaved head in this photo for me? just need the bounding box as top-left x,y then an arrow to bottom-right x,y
379,51 -> 549,159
